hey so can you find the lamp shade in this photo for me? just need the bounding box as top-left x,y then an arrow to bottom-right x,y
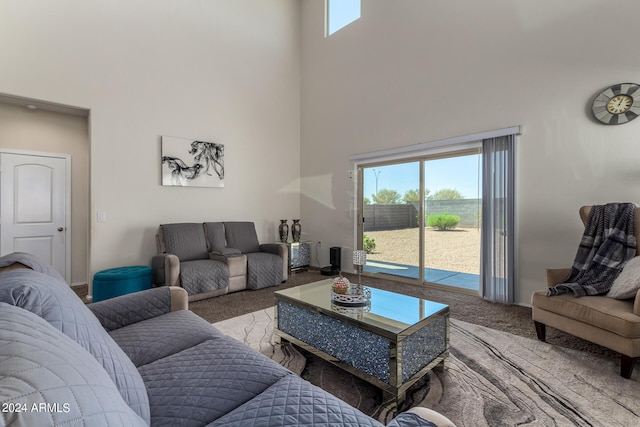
352,250 -> 367,266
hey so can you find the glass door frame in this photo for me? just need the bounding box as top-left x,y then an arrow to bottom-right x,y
356,147 -> 481,288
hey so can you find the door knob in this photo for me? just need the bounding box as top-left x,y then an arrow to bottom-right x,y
58,227 -> 64,232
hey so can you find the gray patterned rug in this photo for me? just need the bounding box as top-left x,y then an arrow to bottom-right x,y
213,309 -> 640,426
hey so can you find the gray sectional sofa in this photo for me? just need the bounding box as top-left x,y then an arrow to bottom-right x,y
152,221 -> 288,301
0,252 -> 446,427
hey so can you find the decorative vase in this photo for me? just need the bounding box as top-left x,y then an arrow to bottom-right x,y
278,220 -> 289,243
291,219 -> 301,243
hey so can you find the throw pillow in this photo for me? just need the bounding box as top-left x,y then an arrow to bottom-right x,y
608,256 -> 640,299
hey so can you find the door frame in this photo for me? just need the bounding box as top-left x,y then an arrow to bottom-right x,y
0,148 -> 71,282
353,146 -> 483,289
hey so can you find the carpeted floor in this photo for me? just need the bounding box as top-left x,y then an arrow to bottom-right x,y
190,269 -> 620,360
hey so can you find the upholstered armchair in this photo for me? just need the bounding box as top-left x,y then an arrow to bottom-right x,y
152,223 -> 246,301
219,222 -> 288,289
531,206 -> 640,378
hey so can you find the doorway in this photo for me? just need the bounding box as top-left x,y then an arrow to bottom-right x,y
423,152 -> 481,290
358,149 -> 481,291
0,152 -> 70,281
0,98 -> 89,285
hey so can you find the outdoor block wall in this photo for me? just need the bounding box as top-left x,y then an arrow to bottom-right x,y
425,199 -> 481,228
364,199 -> 481,231
363,204 -> 419,231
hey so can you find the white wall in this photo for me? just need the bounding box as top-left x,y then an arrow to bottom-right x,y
0,0 -> 301,283
300,0 -> 640,305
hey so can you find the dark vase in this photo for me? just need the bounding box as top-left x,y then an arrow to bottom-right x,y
278,220 -> 289,243
291,219 -> 301,243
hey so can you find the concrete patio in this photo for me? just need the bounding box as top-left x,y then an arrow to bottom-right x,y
364,260 -> 479,292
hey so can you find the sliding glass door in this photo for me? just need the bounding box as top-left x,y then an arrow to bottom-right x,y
361,162 -> 421,280
423,152 -> 481,291
359,150 -> 481,291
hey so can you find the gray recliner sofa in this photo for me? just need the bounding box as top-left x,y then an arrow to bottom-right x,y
153,221 -> 287,301
0,252 -> 447,427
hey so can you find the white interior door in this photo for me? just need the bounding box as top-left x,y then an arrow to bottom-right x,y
0,152 -> 69,282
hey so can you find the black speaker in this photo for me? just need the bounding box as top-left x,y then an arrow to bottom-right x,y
329,247 -> 341,268
320,246 -> 341,276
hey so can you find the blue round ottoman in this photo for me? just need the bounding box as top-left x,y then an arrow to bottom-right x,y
92,265 -> 152,302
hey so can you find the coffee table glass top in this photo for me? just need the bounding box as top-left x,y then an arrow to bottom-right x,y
275,279 -> 449,334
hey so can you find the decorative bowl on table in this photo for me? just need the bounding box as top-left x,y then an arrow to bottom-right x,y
331,286 -> 372,307
330,302 -> 370,320
331,276 -> 350,294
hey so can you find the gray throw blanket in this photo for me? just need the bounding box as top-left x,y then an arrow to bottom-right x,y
0,251 -> 65,282
547,203 -> 637,297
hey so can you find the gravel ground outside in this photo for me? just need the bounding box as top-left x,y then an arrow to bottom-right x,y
364,227 -> 481,274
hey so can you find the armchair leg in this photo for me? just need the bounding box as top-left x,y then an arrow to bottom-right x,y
534,321 -> 546,342
621,355 -> 636,379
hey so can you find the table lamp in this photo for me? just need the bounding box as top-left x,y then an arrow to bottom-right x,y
352,250 -> 367,294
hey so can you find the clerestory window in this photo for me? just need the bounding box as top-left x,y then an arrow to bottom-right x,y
326,0 -> 361,36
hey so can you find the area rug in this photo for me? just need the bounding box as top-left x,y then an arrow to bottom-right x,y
434,321 -> 640,427
213,309 -> 640,426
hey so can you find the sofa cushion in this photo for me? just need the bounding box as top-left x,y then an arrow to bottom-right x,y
109,310 -> 225,367
179,259 -> 229,296
89,286 -> 183,331
608,256 -> 640,299
161,223 -> 209,261
138,336 -> 292,426
209,374 -> 382,427
532,290 -> 640,338
204,222 -> 227,252
224,222 -> 261,253
246,252 -> 283,290
0,303 -> 147,427
204,222 -> 242,256
0,269 -> 150,424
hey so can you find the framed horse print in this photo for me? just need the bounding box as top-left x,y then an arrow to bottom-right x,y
161,136 -> 224,188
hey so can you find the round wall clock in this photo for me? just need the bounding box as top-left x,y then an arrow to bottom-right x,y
592,83 -> 640,125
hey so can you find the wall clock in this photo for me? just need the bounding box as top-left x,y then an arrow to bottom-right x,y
591,83 -> 640,125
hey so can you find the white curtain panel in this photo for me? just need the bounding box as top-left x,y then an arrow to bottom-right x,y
481,134 -> 516,304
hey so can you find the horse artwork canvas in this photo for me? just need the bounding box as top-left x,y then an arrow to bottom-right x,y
161,135 -> 224,187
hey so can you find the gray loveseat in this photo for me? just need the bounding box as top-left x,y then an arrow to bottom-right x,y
0,252 -> 447,427
152,221 -> 287,301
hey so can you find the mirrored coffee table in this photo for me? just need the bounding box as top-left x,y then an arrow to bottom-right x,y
274,279 -> 449,410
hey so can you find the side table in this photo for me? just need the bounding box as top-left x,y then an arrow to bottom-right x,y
284,241 -> 311,272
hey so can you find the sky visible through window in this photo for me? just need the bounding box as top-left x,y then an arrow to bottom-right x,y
327,0 -> 361,35
363,155 -> 482,202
